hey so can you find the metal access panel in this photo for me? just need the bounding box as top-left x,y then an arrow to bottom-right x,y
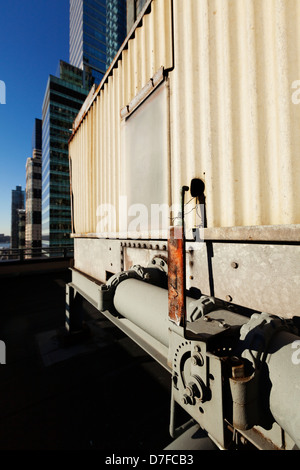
186,241 -> 300,318
121,80 -> 170,239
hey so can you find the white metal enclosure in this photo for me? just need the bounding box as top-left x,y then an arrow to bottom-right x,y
66,0 -> 300,451
69,0 -> 300,236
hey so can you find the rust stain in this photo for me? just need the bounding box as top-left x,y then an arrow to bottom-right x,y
168,226 -> 186,327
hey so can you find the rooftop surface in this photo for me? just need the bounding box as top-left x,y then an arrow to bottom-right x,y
0,266 -> 175,451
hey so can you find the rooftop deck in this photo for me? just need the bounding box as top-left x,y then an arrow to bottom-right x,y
0,262 -> 174,450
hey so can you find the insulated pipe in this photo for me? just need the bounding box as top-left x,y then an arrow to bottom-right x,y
113,278 -> 197,347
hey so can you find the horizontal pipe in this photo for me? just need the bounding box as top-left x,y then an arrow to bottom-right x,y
268,330 -> 300,449
113,278 -> 199,347
113,278 -> 170,347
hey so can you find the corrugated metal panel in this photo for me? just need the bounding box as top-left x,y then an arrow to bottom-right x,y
70,0 -> 173,235
70,0 -> 300,236
170,0 -> 300,228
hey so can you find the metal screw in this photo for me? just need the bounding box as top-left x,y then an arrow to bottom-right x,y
181,395 -> 189,405
191,354 -> 204,366
191,355 -> 198,366
231,262 -> 239,269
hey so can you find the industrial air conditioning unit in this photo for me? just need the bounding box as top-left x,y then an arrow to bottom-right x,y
65,0 -> 300,450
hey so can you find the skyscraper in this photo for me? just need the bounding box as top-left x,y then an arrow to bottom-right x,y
11,186 -> 25,249
69,0 -> 126,84
17,209 -> 26,250
41,61 -> 92,249
25,118 -> 42,255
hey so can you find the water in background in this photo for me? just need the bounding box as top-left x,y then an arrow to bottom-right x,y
0,242 -> 10,250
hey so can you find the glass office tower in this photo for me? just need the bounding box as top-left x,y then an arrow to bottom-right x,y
69,0 -> 126,84
42,61 -> 92,249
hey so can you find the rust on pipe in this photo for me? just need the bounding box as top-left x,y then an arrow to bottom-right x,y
168,225 -> 186,327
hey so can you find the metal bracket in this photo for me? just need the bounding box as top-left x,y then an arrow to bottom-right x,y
98,264 -> 168,314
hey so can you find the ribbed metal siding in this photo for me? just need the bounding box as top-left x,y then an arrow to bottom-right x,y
70,0 -> 300,235
70,0 -> 173,234
170,0 -> 300,228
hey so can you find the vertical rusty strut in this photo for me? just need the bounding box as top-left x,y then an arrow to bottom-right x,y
168,186 -> 189,327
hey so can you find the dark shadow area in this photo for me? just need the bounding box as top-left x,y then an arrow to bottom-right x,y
0,269 -> 173,450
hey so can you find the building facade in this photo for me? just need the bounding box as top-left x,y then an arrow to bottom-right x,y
69,0 -> 126,84
11,186 -> 25,249
41,61 -> 92,249
17,209 -> 26,249
25,118 -> 42,255
126,0 -> 148,32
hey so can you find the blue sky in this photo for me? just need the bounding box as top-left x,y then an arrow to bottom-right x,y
0,0 -> 69,235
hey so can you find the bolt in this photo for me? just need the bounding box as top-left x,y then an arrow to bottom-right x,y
231,262 -> 239,269
203,315 -> 211,322
226,295 -> 233,302
191,354 -> 204,366
191,355 -> 198,366
181,395 -> 189,405
232,360 -> 245,379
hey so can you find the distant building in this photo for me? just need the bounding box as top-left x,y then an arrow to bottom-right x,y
17,209 -> 26,249
127,0 -> 148,33
25,118 -> 42,256
41,61 -> 92,249
0,234 -> 10,242
11,186 -> 25,249
69,0 -> 127,84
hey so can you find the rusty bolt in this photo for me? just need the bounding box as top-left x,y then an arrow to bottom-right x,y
231,359 -> 245,379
